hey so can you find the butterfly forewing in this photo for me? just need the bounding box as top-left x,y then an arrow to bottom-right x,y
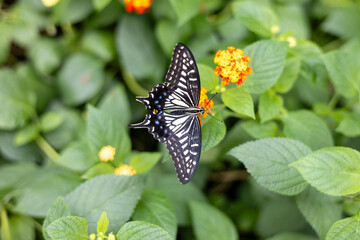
164,43 -> 201,109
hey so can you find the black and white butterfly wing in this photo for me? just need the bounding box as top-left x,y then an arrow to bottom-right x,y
164,43 -> 201,109
128,110 -> 170,142
164,114 -> 201,184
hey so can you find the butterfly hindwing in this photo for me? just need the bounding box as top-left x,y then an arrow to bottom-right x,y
165,115 -> 201,184
128,110 -> 170,142
136,84 -> 171,110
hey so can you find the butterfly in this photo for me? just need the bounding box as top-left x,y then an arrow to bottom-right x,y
129,43 -> 204,184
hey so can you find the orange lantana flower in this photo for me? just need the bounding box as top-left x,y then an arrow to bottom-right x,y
214,46 -> 252,86
124,0 -> 152,14
114,164 -> 136,176
198,87 -> 214,124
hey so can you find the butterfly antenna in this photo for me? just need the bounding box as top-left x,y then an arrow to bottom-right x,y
203,92 -> 223,123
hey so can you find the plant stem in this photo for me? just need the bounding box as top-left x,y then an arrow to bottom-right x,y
1,207 -> 11,240
35,136 -> 60,165
121,69 -> 148,96
328,93 -> 339,109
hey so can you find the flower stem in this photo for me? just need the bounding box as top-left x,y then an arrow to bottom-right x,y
1,207 -> 11,240
35,136 -> 60,164
121,69 -> 148,96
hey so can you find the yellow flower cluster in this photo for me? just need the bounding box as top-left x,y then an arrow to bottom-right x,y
198,87 -> 214,124
214,46 -> 252,86
114,164 -> 136,176
124,0 -> 152,14
98,145 -> 116,162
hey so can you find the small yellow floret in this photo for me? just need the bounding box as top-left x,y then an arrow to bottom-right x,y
41,0 -> 59,7
114,164 -> 136,176
287,36 -> 297,48
271,25 -> 280,34
108,233 -> 116,240
98,145 -> 116,162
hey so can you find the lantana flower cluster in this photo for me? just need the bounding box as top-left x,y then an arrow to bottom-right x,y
124,0 -> 152,14
198,87 -> 214,124
214,46 -> 252,86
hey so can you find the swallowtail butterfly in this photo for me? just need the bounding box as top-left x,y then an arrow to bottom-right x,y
129,43 -> 204,184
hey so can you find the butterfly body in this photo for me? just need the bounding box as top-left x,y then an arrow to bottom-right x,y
129,43 -> 202,184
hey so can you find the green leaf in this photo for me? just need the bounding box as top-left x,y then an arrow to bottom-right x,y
28,38 -> 63,75
241,120 -> 278,139
47,216 -> 89,240
283,110 -> 333,150
92,0 -> 112,11
81,30 -> 115,62
0,163 -> 37,190
0,23 -> 11,64
0,69 -> 36,130
39,112 -> 64,133
60,140 -> 97,172
198,64 -> 219,91
57,53 -> 105,106
15,64 -> 56,112
266,232 -> 317,240
116,14 -> 165,82
189,201 -> 238,240
81,163 -> 115,180
336,112 -> 360,137
98,83 -> 131,127
229,138 -> 311,195
274,57 -> 301,93
156,175 -> 207,225
130,152 -> 162,174
169,0 -> 202,26
0,132 -> 42,162
133,189 -> 177,239
14,124 -> 39,146
53,0 -> 93,24
155,20 -> 182,55
43,107 -> 84,149
116,221 -> 173,240
64,175 -> 144,233
325,215 -> 360,240
222,88 -> 255,119
87,106 -> 131,164
275,4 -> 310,39
322,5 -> 360,39
3,215 -> 35,240
258,91 -> 283,123
290,39 -> 327,84
201,116 -> 226,152
242,40 -> 288,94
43,198 -> 71,240
15,167 -> 82,217
256,198 -> 307,237
323,50 -> 360,99
232,1 -> 278,37
97,212 -> 109,235
296,187 -> 342,239
291,147 -> 360,196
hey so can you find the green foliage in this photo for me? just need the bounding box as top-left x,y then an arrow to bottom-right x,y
189,201 -> 238,240
229,138 -> 310,196
1,0 -> 360,239
291,147 -> 360,196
